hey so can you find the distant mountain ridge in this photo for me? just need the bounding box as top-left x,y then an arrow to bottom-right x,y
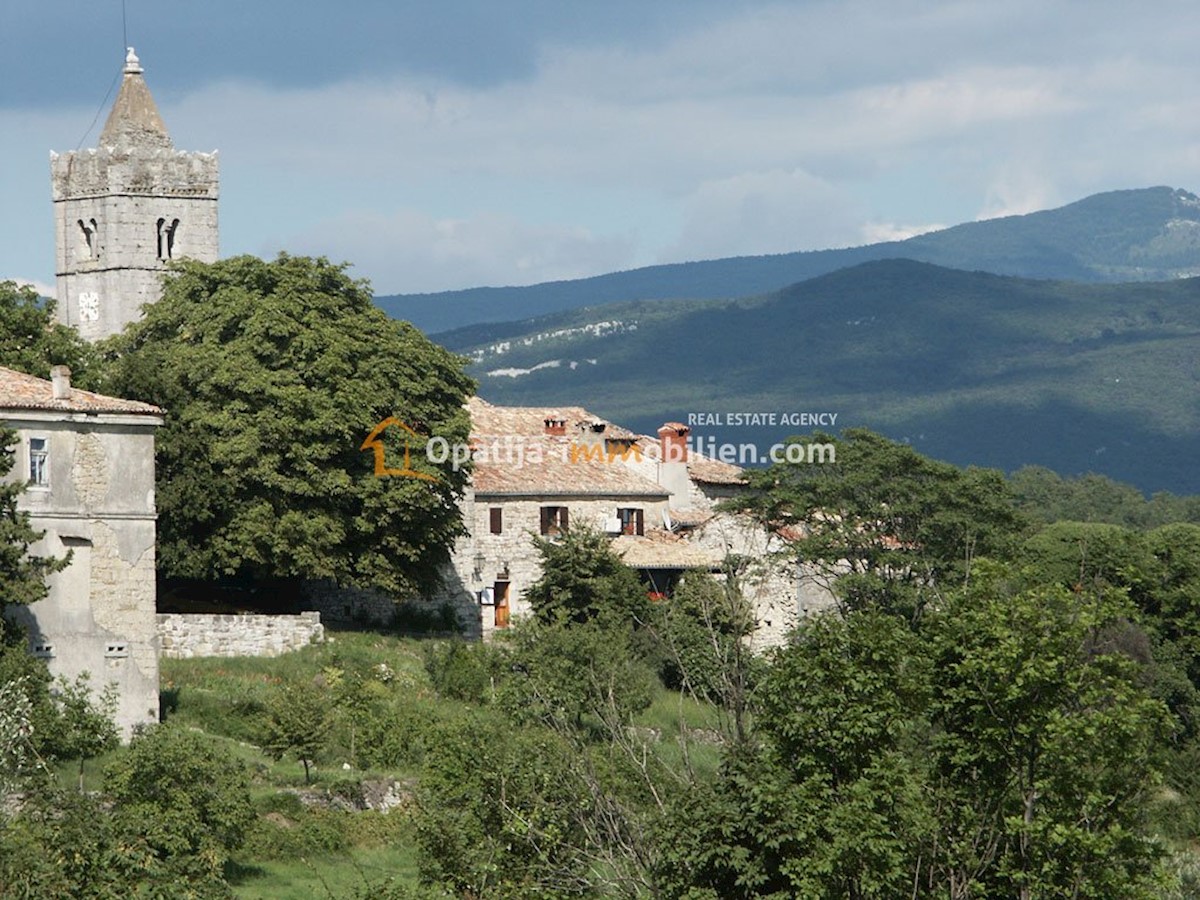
441,259 -> 1200,495
377,186 -> 1200,333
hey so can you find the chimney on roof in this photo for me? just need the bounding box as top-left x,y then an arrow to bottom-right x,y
544,414 -> 567,436
658,422 -> 690,463
575,418 -> 607,446
50,365 -> 72,400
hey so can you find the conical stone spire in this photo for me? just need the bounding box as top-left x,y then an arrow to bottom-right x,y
98,48 -> 173,151
51,46 -> 219,340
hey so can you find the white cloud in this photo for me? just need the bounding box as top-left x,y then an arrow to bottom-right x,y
666,169 -> 864,260
273,209 -> 638,294
860,222 -> 945,244
8,278 -> 56,297
8,1 -> 1200,292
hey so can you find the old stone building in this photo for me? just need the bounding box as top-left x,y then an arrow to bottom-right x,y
51,48 -> 219,341
427,399 -> 832,647
1,366 -> 163,737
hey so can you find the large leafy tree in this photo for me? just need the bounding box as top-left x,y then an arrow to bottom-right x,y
929,576 -> 1169,898
0,280 -> 92,379
97,254 -> 474,595
659,566 -> 1170,898
740,428 -> 1023,619
659,609 -> 934,899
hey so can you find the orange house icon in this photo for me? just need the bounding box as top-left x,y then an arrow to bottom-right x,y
360,417 -> 438,481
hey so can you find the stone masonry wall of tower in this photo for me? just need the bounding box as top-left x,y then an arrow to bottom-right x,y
50,48 -> 219,342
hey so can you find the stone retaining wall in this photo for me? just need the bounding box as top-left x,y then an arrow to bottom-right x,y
157,611 -> 324,658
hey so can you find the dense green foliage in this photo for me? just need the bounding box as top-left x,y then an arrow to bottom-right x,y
524,525 -> 650,626
105,724 -> 257,890
1010,465 -> 1200,527
740,428 -> 1022,619
387,186 -> 1200,332
0,280 -> 92,380
1,711 -> 254,897
96,254 -> 475,596
9,421 -> 1200,896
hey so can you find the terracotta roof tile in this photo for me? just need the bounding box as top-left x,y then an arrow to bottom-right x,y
636,433 -> 748,485
0,367 -> 162,416
468,397 -> 636,440
471,434 -> 667,498
612,529 -> 723,569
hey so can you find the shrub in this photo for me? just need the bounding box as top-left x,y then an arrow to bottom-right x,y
423,640 -> 494,704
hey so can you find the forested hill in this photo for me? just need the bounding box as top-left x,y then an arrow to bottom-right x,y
443,259 -> 1200,495
378,186 -> 1200,332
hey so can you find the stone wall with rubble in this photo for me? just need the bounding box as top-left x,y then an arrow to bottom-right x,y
156,612 -> 324,658
692,513 -> 837,650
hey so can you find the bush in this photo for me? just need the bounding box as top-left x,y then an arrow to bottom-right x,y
357,699 -> 441,770
423,640 -> 494,703
242,803 -> 350,860
104,723 -> 255,890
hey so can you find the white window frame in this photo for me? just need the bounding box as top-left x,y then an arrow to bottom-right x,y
28,436 -> 49,489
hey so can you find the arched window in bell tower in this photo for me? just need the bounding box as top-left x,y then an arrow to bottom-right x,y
77,218 -> 99,260
156,217 -> 180,260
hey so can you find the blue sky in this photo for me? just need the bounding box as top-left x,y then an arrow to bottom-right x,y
4,0 -> 1200,296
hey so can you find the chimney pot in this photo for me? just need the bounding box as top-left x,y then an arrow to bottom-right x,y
657,422 -> 690,463
50,365 -> 72,401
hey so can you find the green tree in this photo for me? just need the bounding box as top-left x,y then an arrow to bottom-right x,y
0,280 -> 92,380
262,681 -> 332,782
1020,520 -> 1148,593
650,569 -> 758,741
1141,524 -> 1200,678
740,428 -> 1022,620
96,254 -> 474,596
525,524 -> 649,626
660,608 -> 933,899
415,713 -> 594,898
497,617 -> 655,733
0,785 -> 130,899
103,722 -> 255,893
929,574 -> 1169,898
49,672 -> 119,791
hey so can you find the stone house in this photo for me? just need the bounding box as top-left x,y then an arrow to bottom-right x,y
423,398 -> 833,647
1,366 -> 163,738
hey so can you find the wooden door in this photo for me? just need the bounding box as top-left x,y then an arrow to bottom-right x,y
494,580 -> 511,628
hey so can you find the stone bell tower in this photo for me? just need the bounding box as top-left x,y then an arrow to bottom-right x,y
51,48 -> 219,341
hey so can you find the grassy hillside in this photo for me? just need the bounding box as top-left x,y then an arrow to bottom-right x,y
380,186 -> 1200,332
445,260 -> 1200,494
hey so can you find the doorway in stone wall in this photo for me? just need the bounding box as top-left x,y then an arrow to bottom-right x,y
493,580 -> 511,628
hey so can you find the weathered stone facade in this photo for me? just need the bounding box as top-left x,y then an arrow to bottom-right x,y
157,612 -> 324,659
458,492 -> 672,637
1,366 -> 163,738
51,49 -> 218,341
